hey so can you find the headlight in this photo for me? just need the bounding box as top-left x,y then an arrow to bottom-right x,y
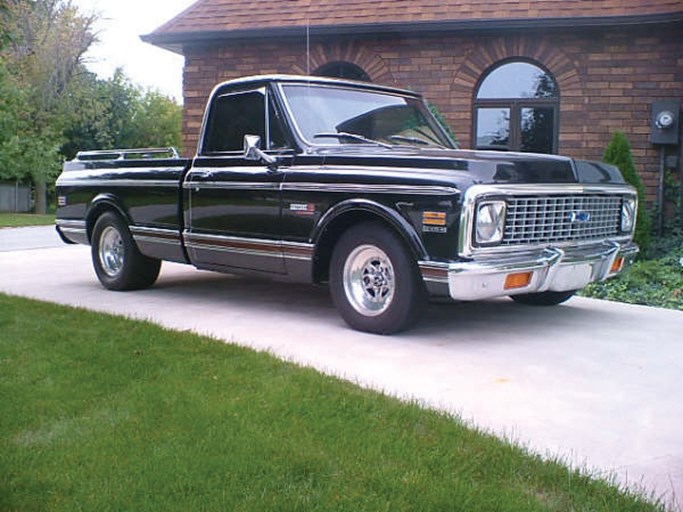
621,197 -> 637,233
476,200 -> 506,244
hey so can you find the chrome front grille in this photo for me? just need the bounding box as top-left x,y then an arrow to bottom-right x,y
502,195 -> 622,245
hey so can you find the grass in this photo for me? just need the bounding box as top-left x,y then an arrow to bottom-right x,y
0,212 -> 54,228
0,294 -> 668,512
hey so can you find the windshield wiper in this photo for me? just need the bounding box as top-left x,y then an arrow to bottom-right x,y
389,135 -> 430,146
389,134 -> 447,149
313,132 -> 392,149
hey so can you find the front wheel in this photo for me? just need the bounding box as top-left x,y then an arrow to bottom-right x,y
510,290 -> 577,306
329,223 -> 426,334
91,212 -> 161,291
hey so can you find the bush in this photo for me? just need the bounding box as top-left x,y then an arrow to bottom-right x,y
428,103 -> 458,146
581,229 -> 683,310
603,132 -> 651,254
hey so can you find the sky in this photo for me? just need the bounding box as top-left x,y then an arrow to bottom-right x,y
72,0 -> 197,101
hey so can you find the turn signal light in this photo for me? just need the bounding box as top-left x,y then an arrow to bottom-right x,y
504,272 -> 532,290
610,257 -> 624,274
423,211 -> 447,226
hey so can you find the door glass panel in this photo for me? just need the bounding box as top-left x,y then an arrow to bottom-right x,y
520,107 -> 555,154
476,108 -> 510,149
203,90 -> 266,153
267,99 -> 289,150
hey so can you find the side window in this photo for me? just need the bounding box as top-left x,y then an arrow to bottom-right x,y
267,99 -> 288,150
204,90 -> 266,153
203,89 -> 289,154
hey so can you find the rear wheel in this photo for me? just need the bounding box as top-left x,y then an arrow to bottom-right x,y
510,290 -> 577,306
330,223 -> 426,334
91,212 -> 161,291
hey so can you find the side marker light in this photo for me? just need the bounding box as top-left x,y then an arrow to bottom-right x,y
504,272 -> 533,290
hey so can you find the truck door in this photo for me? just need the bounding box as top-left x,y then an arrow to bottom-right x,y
184,87 -> 290,274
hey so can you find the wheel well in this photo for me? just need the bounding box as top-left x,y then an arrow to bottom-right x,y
312,210 -> 419,284
86,202 -> 128,243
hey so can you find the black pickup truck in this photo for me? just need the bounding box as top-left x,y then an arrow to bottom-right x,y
56,75 -> 638,333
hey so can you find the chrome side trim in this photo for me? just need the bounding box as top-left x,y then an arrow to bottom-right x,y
182,181 -> 279,191
182,179 -> 458,196
56,219 -> 86,229
57,179 -> 179,188
55,219 -> 87,235
282,242 -> 316,261
130,226 -> 182,246
281,182 -> 459,195
55,219 -> 88,245
184,233 -> 314,261
418,261 -> 451,284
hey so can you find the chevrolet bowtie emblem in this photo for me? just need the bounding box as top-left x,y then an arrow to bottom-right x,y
570,211 -> 591,223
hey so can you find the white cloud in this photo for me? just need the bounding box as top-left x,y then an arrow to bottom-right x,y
72,0 -> 196,101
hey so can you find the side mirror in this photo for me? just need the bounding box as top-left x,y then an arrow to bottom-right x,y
243,135 -> 277,167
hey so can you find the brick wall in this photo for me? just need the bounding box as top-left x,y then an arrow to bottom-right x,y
182,24 -> 683,203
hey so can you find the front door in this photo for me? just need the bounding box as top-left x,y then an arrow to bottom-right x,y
185,87 -> 291,274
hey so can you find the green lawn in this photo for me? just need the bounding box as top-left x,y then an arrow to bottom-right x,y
0,212 -> 54,228
0,294 -> 666,511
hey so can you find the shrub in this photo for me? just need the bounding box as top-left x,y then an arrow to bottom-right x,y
581,228 -> 683,310
603,132 -> 651,254
428,103 -> 458,146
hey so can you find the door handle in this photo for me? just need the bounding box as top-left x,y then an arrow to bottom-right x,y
193,170 -> 214,180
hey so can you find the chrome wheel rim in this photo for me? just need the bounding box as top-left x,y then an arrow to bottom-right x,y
343,244 -> 395,317
99,226 -> 124,277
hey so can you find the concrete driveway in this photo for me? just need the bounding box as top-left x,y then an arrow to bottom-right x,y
1,228 -> 682,508
0,225 -> 63,252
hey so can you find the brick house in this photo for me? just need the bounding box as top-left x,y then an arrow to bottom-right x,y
143,0 -> 683,204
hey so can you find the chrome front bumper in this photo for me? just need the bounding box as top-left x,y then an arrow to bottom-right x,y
420,240 -> 639,301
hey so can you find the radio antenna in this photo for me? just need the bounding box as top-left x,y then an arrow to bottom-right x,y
306,20 -> 310,75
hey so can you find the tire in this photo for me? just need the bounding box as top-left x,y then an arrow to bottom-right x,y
510,290 -> 577,306
329,222 -> 426,334
91,212 -> 161,291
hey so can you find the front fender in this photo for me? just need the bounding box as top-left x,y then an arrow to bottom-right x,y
312,198 -> 428,260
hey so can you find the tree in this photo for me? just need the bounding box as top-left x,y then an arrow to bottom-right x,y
604,132 -> 651,254
126,89 -> 182,150
0,60 -> 62,184
1,0 -> 96,212
61,69 -> 182,159
1,1 -> 181,213
4,0 -> 96,116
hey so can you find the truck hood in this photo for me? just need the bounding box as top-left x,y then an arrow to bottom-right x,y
307,146 -> 626,188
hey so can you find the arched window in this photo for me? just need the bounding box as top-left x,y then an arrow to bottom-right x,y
313,61 -> 371,82
473,60 -> 559,154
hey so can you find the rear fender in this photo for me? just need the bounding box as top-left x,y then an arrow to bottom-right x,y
85,194 -> 131,243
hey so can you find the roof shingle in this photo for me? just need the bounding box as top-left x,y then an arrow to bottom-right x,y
149,0 -> 683,39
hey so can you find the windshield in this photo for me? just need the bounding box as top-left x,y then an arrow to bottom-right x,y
280,84 -> 454,149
